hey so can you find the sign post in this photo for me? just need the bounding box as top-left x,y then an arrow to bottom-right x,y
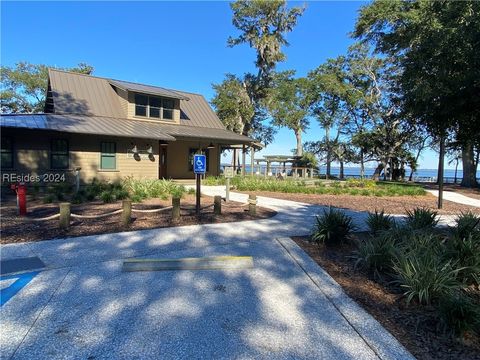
194,154 -> 207,215
224,166 -> 234,203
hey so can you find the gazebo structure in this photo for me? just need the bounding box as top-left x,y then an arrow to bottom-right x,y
254,155 -> 315,178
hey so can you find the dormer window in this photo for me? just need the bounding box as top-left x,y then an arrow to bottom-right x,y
134,94 -> 174,120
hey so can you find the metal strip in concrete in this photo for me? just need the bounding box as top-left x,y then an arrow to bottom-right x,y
123,256 -> 254,271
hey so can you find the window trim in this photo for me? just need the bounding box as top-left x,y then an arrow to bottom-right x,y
1,136 -> 14,170
133,93 -> 175,121
100,141 -> 117,170
50,139 -> 69,170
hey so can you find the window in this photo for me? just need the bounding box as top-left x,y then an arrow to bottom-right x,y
51,139 -> 69,169
1,136 -> 13,169
134,93 -> 175,120
162,99 -> 174,120
100,142 -> 116,170
188,148 -> 209,172
135,94 -> 148,117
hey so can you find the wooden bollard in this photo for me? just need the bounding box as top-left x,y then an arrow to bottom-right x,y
59,202 -> 71,229
172,197 -> 180,221
122,200 -> 132,226
248,194 -> 257,216
214,195 -> 222,215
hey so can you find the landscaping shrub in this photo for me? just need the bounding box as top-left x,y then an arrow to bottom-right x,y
366,210 -> 396,235
71,192 -> 85,204
352,233 -> 397,278
122,177 -> 186,202
437,291 -> 480,337
392,245 -> 461,305
43,194 -> 55,204
405,207 -> 438,230
113,188 -> 129,200
100,190 -> 115,203
444,233 -> 480,286
453,211 -> 480,239
311,208 -> 355,246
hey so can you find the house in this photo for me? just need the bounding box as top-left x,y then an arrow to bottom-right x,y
0,69 -> 254,185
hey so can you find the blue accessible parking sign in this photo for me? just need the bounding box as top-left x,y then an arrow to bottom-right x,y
194,154 -> 206,174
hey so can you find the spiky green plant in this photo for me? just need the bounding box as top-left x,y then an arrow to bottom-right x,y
405,207 -> 438,230
366,210 -> 396,235
311,208 -> 355,246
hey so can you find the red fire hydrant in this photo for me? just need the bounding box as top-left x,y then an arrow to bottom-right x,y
11,183 -> 27,216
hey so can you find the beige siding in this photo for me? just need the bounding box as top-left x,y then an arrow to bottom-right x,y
0,129 -> 220,186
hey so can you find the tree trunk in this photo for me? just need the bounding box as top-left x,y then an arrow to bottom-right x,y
454,159 -> 458,184
325,126 -> 331,179
438,136 -> 445,209
339,161 -> 344,180
360,150 -> 365,179
295,130 -> 303,157
373,164 -> 383,180
461,141 -> 478,188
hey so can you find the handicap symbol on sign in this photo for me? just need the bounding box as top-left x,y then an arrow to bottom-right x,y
194,154 -> 206,174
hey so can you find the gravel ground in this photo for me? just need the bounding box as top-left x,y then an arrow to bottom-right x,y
0,195 -> 275,244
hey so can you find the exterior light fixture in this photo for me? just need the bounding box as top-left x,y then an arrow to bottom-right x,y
207,142 -> 215,149
130,145 -> 138,154
146,145 -> 153,154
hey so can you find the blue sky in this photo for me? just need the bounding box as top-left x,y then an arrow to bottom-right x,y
1,1 -> 442,169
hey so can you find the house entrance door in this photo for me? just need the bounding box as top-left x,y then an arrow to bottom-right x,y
159,144 -> 168,179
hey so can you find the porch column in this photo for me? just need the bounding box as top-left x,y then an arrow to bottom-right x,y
233,148 -> 237,172
250,146 -> 255,176
242,144 -> 246,177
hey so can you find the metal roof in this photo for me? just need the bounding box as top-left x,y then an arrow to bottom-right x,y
0,114 -> 175,141
0,114 -> 253,144
108,79 -> 189,101
47,69 -> 229,130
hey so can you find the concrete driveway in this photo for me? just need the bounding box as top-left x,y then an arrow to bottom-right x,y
1,188 -> 414,359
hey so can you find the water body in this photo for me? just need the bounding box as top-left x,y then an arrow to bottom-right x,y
222,164 -> 480,182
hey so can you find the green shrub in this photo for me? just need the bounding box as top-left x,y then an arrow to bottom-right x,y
71,192 -> 85,204
311,208 -> 355,246
113,188 -> 129,200
100,190 -> 115,203
122,177 -> 183,201
453,211 -> 480,239
405,207 -> 438,230
437,291 -> 480,337
170,185 -> 186,199
444,233 -> 480,286
187,188 -> 196,195
352,233 -> 397,278
43,194 -> 55,204
392,245 -> 461,305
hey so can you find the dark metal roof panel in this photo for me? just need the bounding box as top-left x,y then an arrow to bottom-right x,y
0,114 -> 175,141
175,91 -> 226,129
108,79 -> 189,100
158,123 -> 253,144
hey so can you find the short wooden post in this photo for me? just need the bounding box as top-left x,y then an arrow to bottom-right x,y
122,200 -> 132,226
214,195 -> 222,215
59,202 -> 71,229
248,194 -> 257,216
172,197 -> 180,221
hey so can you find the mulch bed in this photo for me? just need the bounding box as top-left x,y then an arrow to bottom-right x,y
240,191 -> 480,215
0,194 -> 276,244
292,235 -> 480,360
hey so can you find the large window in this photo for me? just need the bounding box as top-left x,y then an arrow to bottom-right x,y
51,139 -> 69,169
100,142 -> 116,170
134,94 -> 174,120
1,136 -> 13,169
188,148 -> 209,172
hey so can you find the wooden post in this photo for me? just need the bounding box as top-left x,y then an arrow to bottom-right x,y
59,202 -> 71,229
225,177 -> 230,203
196,173 -> 201,215
248,194 -> 257,216
214,195 -> 222,215
122,200 -> 132,226
172,197 -> 180,221
233,148 -> 237,172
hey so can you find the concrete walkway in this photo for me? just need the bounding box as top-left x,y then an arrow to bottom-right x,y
426,189 -> 480,208
0,187 -> 421,359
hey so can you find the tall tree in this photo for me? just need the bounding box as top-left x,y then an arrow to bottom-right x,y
266,71 -> 308,156
1,62 -> 94,113
213,0 -> 305,144
305,57 -> 349,177
354,0 -> 480,188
